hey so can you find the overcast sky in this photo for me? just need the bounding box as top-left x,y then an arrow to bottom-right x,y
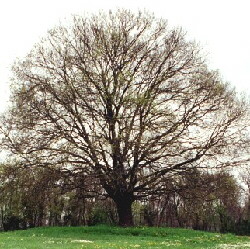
0,0 -> 249,113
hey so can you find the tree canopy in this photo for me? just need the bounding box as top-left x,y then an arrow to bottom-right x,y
1,10 -> 249,226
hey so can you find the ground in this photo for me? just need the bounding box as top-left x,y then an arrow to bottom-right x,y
0,225 -> 249,249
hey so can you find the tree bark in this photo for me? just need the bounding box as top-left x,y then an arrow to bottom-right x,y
114,196 -> 134,227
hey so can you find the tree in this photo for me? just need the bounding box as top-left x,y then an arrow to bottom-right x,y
138,170 -> 242,230
0,161 -> 106,229
0,162 -> 60,229
1,10 -> 249,226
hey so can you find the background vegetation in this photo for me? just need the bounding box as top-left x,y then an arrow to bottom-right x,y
1,163 -> 250,235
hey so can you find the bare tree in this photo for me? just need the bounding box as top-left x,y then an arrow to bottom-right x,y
1,10 -> 249,226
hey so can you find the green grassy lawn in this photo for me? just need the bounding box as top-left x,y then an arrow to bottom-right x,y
0,225 -> 250,249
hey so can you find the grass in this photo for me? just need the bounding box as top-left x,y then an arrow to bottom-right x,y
0,225 -> 250,248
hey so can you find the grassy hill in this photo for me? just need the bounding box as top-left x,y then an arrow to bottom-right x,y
0,225 -> 250,248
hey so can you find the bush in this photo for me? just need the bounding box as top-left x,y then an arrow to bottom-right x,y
3,215 -> 26,231
88,206 -> 113,226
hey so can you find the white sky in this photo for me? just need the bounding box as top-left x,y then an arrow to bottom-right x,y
0,0 -> 250,113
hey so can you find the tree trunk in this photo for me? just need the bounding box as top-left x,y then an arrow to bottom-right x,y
114,196 -> 134,227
